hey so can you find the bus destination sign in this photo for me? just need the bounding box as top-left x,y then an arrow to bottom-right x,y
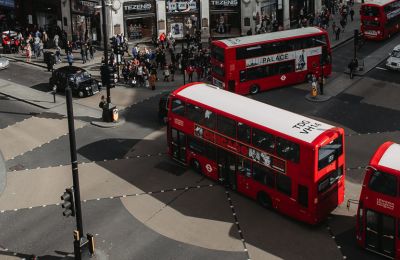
194,124 -> 286,173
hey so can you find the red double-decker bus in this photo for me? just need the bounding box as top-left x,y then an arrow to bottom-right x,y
361,0 -> 400,40
167,83 -> 345,224
356,142 -> 400,259
210,27 -> 332,95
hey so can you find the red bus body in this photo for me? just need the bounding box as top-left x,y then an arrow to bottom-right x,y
361,0 -> 400,40
210,27 -> 332,95
356,142 -> 400,259
167,83 -> 345,224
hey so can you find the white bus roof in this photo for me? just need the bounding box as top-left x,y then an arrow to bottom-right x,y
378,143 -> 400,171
363,0 -> 396,6
218,27 -> 325,48
176,83 -> 335,144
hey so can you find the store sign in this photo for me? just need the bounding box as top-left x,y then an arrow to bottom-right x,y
166,0 -> 198,13
124,2 -> 154,13
194,124 -> 286,173
210,0 -> 238,7
80,0 -> 97,8
72,0 -> 98,13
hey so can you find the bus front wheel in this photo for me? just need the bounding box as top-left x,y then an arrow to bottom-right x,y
250,85 -> 260,95
257,192 -> 272,209
190,159 -> 202,174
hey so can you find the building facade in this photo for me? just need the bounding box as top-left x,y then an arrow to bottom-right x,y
57,0 -> 324,43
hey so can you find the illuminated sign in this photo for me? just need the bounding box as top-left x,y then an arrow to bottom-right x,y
194,124 -> 286,173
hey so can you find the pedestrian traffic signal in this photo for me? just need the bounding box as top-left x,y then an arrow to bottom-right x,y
100,64 -> 110,86
61,188 -> 75,217
108,64 -> 117,88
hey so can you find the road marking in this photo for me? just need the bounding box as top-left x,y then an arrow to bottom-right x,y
375,66 -> 388,71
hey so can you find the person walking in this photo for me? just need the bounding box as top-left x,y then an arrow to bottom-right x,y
25,43 -> 32,62
80,44 -> 87,64
149,71 -> 157,91
332,21 -> 337,35
169,63 -> 175,81
67,51 -> 73,66
186,65 -> 194,82
350,7 -> 355,22
335,26 -> 341,40
163,64 -> 170,82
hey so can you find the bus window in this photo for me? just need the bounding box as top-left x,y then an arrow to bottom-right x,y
368,170 -> 398,197
253,163 -> 275,188
186,103 -> 204,123
252,128 -> 275,153
318,167 -> 343,193
318,135 -> 343,170
276,137 -> 299,163
361,6 -> 379,16
277,173 -> 292,196
298,185 -> 308,207
171,98 -> 185,116
237,122 -> 251,144
237,157 -> 251,177
211,45 -> 225,62
202,109 -> 216,129
188,136 -> 205,155
277,61 -> 295,74
217,115 -> 236,138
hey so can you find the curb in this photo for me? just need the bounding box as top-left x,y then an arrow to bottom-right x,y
6,55 -> 48,69
90,118 -> 126,128
0,90 -> 53,109
305,93 -> 332,102
332,35 -> 354,50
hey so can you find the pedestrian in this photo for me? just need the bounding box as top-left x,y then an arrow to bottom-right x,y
169,63 -> 175,81
98,95 -> 106,109
163,64 -> 170,82
149,72 -> 157,91
88,41 -> 94,60
55,46 -> 62,63
80,44 -> 86,64
348,58 -> 358,79
25,43 -> 32,62
67,51 -> 73,66
186,65 -> 194,82
340,18 -> 346,32
332,21 -> 337,35
335,26 -> 341,40
350,7 -> 355,22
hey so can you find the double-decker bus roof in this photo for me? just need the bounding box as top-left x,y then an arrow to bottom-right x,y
364,0 -> 396,6
217,27 -> 324,48
175,83 -> 335,144
378,143 -> 400,171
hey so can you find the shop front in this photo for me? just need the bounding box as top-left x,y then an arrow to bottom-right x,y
70,0 -> 100,42
209,0 -> 240,38
123,1 -> 156,42
289,0 -> 314,27
0,0 -> 15,31
166,0 -> 200,39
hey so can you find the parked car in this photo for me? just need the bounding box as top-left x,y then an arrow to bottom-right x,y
0,56 -> 9,69
158,92 -> 170,124
386,44 -> 400,70
49,66 -> 101,97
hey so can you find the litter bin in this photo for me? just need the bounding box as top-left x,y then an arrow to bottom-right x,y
44,51 -> 56,71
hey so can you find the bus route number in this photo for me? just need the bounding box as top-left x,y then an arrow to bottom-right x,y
292,120 -> 322,134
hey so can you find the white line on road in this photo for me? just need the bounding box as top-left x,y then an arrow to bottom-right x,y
375,66 -> 388,71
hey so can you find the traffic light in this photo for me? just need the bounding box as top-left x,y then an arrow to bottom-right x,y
61,188 -> 75,217
108,64 -> 117,88
100,64 -> 109,86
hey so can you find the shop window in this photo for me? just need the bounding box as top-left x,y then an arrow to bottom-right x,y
277,174 -> 291,196
276,137 -> 299,163
217,115 -> 236,138
171,98 -> 185,116
252,128 -> 275,153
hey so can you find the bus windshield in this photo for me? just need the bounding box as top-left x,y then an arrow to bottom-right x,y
368,170 -> 397,196
361,6 -> 380,16
318,135 -> 343,170
211,45 -> 224,62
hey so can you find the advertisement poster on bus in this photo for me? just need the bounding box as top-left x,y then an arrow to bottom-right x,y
245,47 -> 322,72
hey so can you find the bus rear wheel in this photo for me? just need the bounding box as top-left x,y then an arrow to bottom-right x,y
257,192 -> 272,209
190,159 -> 202,174
250,85 -> 260,95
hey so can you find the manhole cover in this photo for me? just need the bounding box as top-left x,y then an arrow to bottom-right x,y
155,161 -> 186,176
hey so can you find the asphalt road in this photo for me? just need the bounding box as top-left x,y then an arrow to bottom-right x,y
0,37 -> 399,259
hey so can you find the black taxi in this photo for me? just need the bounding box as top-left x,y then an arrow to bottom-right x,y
49,66 -> 101,97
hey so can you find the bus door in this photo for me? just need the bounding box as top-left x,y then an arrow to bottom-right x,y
217,149 -> 237,190
170,128 -> 187,164
366,209 -> 395,258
